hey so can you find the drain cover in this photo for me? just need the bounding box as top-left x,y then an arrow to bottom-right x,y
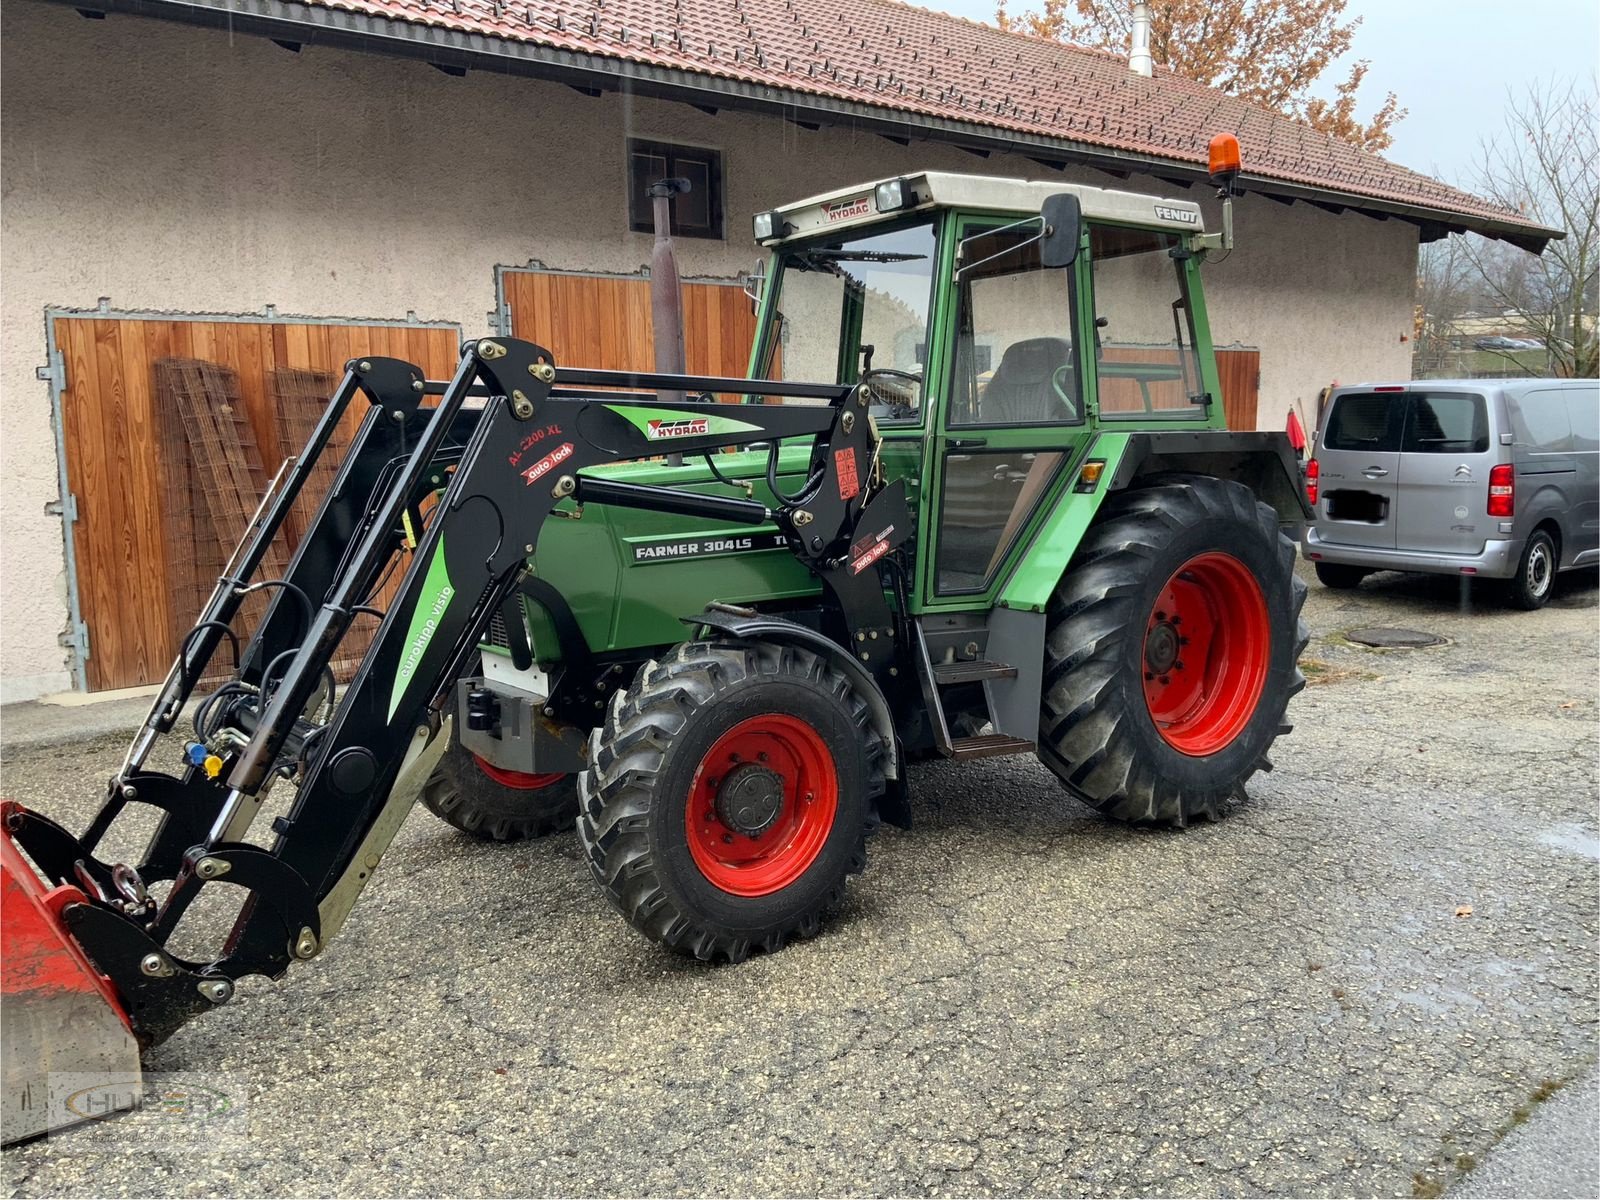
1345,627 -> 1447,649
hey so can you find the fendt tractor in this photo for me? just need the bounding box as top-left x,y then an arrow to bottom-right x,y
3,135 -> 1309,1140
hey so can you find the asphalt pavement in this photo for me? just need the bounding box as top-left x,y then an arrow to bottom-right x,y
2,561 -> 1596,1197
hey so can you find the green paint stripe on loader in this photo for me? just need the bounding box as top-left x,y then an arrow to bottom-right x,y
387,534 -> 455,721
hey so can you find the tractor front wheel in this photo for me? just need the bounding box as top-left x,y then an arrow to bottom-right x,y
578,640 -> 885,962
1039,475 -> 1308,825
421,739 -> 577,842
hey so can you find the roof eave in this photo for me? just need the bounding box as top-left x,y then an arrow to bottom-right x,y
55,0 -> 1561,252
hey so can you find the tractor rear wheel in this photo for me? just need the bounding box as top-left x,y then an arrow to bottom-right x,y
421,737 -> 577,842
1039,475 -> 1308,826
578,640 -> 884,962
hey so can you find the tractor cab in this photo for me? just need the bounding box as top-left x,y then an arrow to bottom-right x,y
743,171 -> 1223,603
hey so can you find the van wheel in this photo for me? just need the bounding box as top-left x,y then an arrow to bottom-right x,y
1507,530 -> 1557,610
1314,562 -> 1369,590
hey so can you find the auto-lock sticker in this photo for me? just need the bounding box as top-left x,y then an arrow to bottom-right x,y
849,523 -> 896,574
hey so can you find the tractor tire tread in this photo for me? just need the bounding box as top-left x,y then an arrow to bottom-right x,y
577,640 -> 883,963
1039,474 -> 1307,827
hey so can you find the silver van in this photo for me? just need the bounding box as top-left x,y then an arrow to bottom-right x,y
1302,379 -> 1599,609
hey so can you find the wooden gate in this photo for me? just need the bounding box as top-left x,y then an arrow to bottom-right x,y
1215,347 -> 1261,431
54,314 -> 462,691
499,268 -> 761,375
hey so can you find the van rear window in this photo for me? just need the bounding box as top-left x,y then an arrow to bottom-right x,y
1323,394 -> 1403,451
1402,393 -> 1488,454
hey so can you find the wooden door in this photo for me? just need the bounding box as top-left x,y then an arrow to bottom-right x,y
1215,348 -> 1261,431
55,316 -> 461,690
501,270 -> 761,376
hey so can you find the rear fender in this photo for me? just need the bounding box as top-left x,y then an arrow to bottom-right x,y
1000,430 -> 1308,613
1109,430 -> 1311,524
687,609 -> 909,826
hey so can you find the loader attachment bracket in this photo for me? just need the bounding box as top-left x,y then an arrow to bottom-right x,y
24,335 -> 909,1050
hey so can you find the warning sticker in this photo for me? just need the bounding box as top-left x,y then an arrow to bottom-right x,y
849,523 -> 896,574
835,447 -> 860,500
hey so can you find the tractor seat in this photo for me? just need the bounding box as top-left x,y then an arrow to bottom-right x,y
981,337 -> 1077,424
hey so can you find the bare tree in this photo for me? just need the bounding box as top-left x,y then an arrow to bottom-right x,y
1413,238 -> 1475,378
1461,78 -> 1599,379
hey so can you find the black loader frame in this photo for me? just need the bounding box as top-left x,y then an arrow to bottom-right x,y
7,336 -> 911,1046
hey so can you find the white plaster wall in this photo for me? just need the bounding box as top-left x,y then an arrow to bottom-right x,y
0,1 -> 1417,696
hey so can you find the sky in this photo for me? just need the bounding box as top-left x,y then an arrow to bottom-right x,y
923,0 -> 1600,189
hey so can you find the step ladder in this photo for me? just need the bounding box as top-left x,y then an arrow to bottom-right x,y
914,621 -> 1036,761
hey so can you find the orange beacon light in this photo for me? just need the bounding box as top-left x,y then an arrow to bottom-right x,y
1208,133 -> 1241,193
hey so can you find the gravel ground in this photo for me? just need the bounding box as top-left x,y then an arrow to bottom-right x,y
3,561 -> 1597,1198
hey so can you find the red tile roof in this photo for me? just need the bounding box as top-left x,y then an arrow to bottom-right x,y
253,0 -> 1549,240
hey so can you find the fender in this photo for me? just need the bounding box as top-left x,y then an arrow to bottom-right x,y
1108,430 -> 1310,522
1000,429 -> 1308,613
687,609 -> 911,828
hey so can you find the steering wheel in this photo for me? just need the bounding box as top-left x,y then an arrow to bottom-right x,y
860,368 -> 922,421
1050,364 -> 1081,420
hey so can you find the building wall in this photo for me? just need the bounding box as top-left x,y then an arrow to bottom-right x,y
0,0 -> 1418,698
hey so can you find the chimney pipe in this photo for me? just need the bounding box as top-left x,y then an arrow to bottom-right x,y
1129,2 -> 1153,77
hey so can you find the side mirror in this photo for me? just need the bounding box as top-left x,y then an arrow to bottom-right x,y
1040,193 -> 1082,268
742,258 -> 768,312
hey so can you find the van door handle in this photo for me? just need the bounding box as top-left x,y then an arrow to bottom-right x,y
1362,467 -> 1390,478
947,438 -> 988,449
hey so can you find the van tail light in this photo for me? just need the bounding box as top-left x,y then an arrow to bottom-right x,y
1305,458 -> 1320,507
1487,463 -> 1514,517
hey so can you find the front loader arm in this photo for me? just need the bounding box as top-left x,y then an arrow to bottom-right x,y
6,337 -> 910,1047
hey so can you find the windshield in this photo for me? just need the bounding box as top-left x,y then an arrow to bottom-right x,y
756,218 -> 937,422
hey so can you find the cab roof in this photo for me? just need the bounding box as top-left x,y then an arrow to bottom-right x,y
764,171 -> 1205,244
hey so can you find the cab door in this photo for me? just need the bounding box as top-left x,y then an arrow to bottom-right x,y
919,216 -> 1094,607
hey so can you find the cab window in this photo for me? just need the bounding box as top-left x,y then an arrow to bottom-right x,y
757,218 -> 935,423
1089,225 -> 1205,418
950,221 -> 1080,427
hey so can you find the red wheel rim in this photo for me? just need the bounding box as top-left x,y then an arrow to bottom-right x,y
471,753 -> 565,791
1141,552 -> 1270,756
685,714 -> 839,897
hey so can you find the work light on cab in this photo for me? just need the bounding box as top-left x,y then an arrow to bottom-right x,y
752,210 -> 785,243
874,177 -> 915,213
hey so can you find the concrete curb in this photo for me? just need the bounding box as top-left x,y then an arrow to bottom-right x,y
0,696 -> 186,757
1448,1065 -> 1600,1198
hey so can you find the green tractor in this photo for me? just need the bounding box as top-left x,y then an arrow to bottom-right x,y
427,167 -> 1310,959
2,157 -> 1307,1121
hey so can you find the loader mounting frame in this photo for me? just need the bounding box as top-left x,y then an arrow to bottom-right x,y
5,337 -> 912,1047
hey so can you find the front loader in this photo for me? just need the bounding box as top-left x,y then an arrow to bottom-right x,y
2,139 -> 1310,1140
